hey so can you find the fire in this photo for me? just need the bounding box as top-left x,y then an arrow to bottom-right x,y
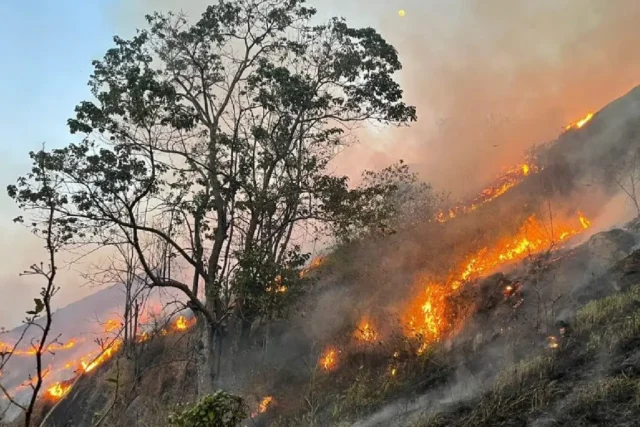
266,276 -> 288,293
0,338 -> 82,357
565,112 -> 594,131
46,382 -> 71,400
103,319 -> 120,333
406,212 -> 591,350
436,160 -> 539,224
547,336 -> 559,349
578,211 -> 591,229
354,318 -> 378,343
258,396 -> 274,413
81,340 -> 122,373
173,315 -> 196,331
320,347 -> 338,371
300,257 -> 325,278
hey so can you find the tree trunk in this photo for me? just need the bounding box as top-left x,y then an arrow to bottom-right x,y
196,317 -> 217,397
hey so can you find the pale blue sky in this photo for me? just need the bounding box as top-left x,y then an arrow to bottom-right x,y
0,1 -> 119,326
0,1 -> 115,213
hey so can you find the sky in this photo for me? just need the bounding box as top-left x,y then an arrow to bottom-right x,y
2,0 -> 640,327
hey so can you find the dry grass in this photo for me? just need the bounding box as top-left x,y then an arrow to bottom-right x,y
412,284 -> 640,427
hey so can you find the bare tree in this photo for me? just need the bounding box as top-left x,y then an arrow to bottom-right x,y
1,147 -> 68,426
607,147 -> 640,217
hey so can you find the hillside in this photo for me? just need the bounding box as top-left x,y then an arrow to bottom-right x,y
1,78 -> 634,427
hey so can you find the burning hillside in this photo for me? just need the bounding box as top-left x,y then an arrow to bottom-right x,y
406,211 -> 591,351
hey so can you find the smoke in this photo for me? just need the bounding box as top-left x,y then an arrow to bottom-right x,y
109,0 -> 640,198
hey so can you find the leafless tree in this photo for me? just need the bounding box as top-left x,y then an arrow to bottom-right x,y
607,147 -> 640,217
1,148 -> 66,426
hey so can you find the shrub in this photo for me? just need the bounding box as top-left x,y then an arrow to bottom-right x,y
168,391 -> 247,427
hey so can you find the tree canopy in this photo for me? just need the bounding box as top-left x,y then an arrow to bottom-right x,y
8,0 -> 419,395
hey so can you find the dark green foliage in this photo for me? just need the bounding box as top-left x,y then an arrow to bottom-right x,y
168,391 -> 246,427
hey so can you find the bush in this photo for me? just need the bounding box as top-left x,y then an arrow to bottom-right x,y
168,391 -> 247,427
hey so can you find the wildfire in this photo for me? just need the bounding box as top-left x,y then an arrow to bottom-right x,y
300,257 -> 325,278
320,347 -> 338,371
266,276 -> 288,293
406,212 -> 592,351
81,340 -> 122,373
174,315 -> 196,331
0,338 -> 82,357
103,319 -> 120,333
46,382 -> 72,400
578,211 -> 591,229
259,396 -> 274,413
354,318 -> 378,343
435,161 -> 539,224
565,112 -> 594,131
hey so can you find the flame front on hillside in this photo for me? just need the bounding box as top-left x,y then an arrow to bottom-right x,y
436,160 -> 539,223
406,212 -> 592,351
565,112 -> 594,131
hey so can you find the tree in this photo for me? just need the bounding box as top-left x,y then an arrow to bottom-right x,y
2,147 -> 70,426
605,146 -> 640,218
327,160 -> 445,243
9,0 -> 415,396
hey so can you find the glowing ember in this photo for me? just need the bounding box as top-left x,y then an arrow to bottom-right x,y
320,348 -> 338,371
46,382 -> 71,400
406,212 -> 591,350
354,318 -> 378,342
565,112 -> 594,131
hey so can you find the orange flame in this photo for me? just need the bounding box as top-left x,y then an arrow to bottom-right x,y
81,340 -> 122,373
578,211 -> 591,229
436,160 -> 539,224
565,112 -> 594,131
300,257 -> 325,278
258,396 -> 274,413
406,212 -> 591,350
0,338 -> 82,357
46,382 -> 71,400
354,318 -> 378,343
319,347 -> 338,371
103,319 -> 120,333
174,315 -> 196,331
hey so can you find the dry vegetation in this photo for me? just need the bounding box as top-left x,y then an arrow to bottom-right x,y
411,282 -> 640,427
